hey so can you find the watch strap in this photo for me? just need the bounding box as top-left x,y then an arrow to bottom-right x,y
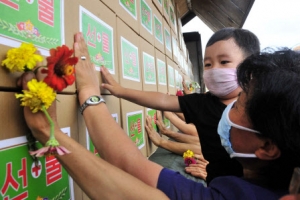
80,95 -> 105,115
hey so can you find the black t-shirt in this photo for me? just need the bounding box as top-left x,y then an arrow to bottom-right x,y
178,92 -> 243,183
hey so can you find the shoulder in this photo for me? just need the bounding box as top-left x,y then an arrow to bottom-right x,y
209,176 -> 282,200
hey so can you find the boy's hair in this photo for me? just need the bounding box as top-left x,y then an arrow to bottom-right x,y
206,27 -> 260,57
237,49 -> 300,188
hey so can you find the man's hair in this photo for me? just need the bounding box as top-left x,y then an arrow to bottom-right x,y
237,49 -> 300,188
206,27 -> 260,57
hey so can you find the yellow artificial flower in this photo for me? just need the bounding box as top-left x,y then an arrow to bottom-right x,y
2,43 -> 43,72
183,149 -> 194,159
15,79 -> 56,113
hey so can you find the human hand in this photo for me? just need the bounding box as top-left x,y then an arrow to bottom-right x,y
17,72 -> 58,143
100,66 -> 123,97
74,32 -> 100,101
155,111 -> 169,136
145,115 -> 163,146
182,76 -> 191,95
185,154 -> 209,180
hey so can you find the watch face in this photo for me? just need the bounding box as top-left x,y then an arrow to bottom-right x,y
90,96 -> 101,103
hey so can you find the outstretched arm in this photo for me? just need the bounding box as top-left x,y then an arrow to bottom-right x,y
101,67 -> 181,112
146,116 -> 203,156
20,72 -> 168,200
163,111 -> 198,136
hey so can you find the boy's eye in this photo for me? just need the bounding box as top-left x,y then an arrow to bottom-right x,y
221,60 -> 229,64
204,63 -> 211,67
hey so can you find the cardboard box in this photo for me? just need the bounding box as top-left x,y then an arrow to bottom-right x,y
101,0 -> 117,12
76,0 -> 119,94
171,30 -> 179,64
115,0 -> 140,33
139,0 -> 155,44
117,17 -> 142,90
155,48 -> 168,94
0,92 -> 82,199
166,56 -> 176,95
139,37 -> 157,92
152,0 -> 163,14
163,18 -> 173,59
153,5 -> 165,54
168,0 -> 177,34
162,0 -> 170,25
120,99 -> 148,157
0,1 -> 76,93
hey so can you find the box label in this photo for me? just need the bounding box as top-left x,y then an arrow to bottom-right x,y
121,37 -> 140,81
143,52 -> 156,84
140,0 -> 152,34
0,0 -> 64,55
80,6 -> 115,73
126,111 -> 145,149
119,0 -> 137,20
154,15 -> 163,44
168,65 -> 175,87
0,128 -> 73,200
157,59 -> 167,85
169,4 -> 175,26
164,28 -> 171,52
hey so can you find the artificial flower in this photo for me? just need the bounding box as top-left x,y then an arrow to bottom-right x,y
183,150 -> 196,166
15,79 -> 56,113
1,43 -> 43,72
30,138 -> 71,157
42,45 -> 78,91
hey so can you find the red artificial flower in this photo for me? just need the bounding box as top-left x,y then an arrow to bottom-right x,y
184,157 -> 197,166
176,89 -> 184,96
42,45 -> 78,92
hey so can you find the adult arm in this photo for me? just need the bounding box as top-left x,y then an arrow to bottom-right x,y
19,72 -> 168,200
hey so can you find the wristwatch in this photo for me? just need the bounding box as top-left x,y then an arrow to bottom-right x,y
80,95 -> 105,114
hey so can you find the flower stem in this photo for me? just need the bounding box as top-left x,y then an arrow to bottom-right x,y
42,105 -> 55,140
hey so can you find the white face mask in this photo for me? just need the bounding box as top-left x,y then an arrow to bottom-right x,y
203,68 -> 239,97
217,100 -> 260,158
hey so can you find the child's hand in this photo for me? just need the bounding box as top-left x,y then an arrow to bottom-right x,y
101,66 -> 123,97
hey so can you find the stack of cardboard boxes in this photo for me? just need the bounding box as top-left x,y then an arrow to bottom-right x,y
0,0 -> 194,199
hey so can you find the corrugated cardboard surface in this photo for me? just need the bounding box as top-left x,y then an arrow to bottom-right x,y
139,37 -> 157,92
155,48 -> 168,93
172,30 -> 179,64
115,0 -> 140,33
166,56 -> 176,95
101,0 -> 117,13
152,0 -> 163,14
162,0 -> 170,25
163,18 -> 173,60
117,17 -> 142,90
69,0 -> 119,94
120,99 -> 147,157
139,0 -> 155,44
153,4 -> 165,54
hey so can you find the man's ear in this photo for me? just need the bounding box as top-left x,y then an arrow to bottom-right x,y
255,139 -> 281,160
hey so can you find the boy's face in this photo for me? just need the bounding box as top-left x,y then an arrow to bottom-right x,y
204,38 -> 245,70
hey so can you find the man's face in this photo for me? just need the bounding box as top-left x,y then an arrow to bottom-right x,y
228,92 -> 263,154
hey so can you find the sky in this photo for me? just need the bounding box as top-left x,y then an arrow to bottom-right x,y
182,0 -> 300,56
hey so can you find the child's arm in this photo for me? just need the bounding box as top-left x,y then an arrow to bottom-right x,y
101,66 -> 181,112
